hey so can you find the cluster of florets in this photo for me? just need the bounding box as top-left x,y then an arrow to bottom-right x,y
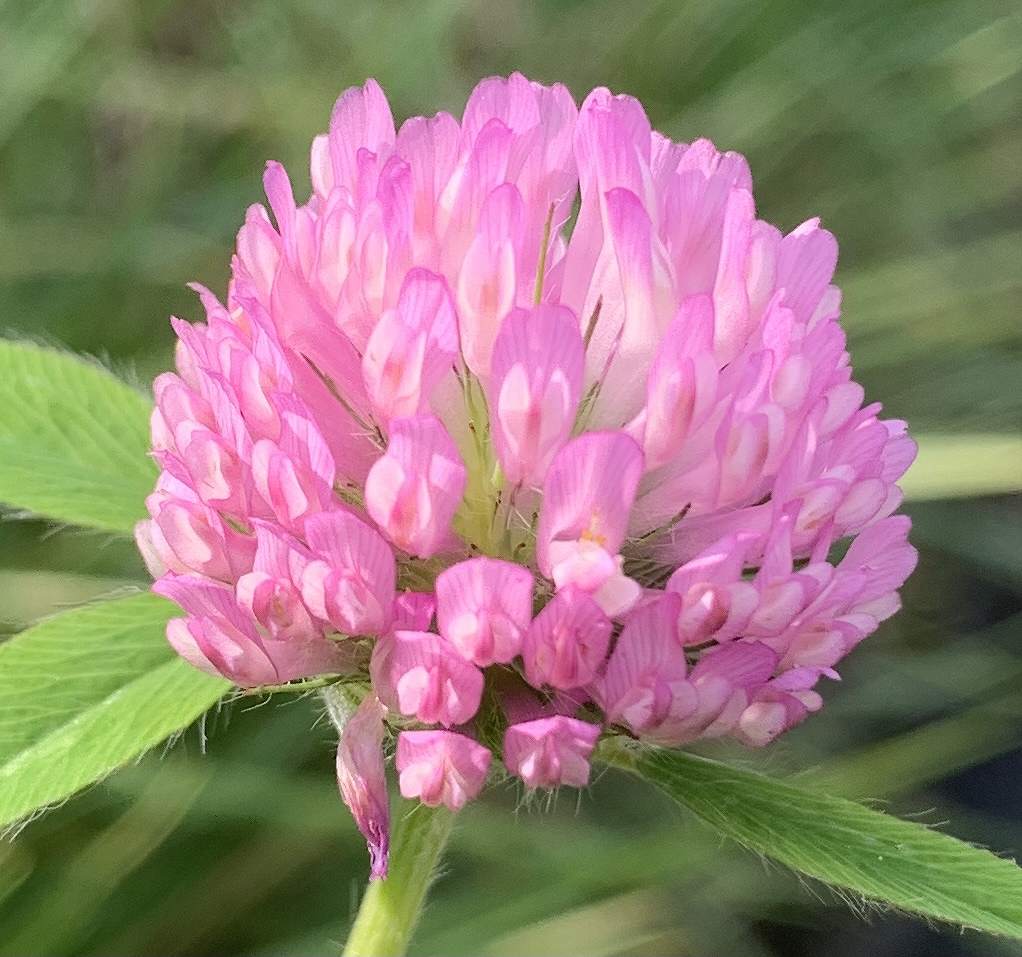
138,74 -> 917,877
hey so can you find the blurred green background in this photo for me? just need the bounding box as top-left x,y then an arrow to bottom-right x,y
1,1 -> 1020,954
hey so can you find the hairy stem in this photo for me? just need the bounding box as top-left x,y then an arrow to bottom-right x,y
342,802 -> 455,957
595,735 -> 641,775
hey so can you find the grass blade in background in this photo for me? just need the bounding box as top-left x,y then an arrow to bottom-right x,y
0,593 -> 228,829
623,747 -> 1022,938
903,433 -> 1022,501
0,339 -> 155,535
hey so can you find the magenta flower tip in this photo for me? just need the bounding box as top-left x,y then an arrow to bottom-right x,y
335,695 -> 391,879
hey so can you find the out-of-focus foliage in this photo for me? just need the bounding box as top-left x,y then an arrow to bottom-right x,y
0,593 -> 227,829
0,1 -> 1018,954
0,340 -> 154,533
627,749 -> 1022,938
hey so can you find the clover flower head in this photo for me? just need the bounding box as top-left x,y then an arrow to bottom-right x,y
139,74 -> 917,877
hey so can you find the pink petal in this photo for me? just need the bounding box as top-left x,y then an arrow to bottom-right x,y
840,515 -> 917,603
776,219 -> 839,327
690,639 -> 778,689
582,187 -> 674,426
176,429 -> 247,514
462,72 -> 542,143
301,511 -> 396,636
652,638 -> 778,745
459,74 -> 577,270
134,520 -> 167,579
263,161 -> 298,263
394,111 -> 461,243
392,591 -> 437,632
502,715 -> 601,789
435,557 -> 534,666
595,592 -> 693,734
234,205 -> 280,302
146,494 -> 250,581
250,398 -> 335,534
156,574 -> 350,686
327,78 -> 396,194
522,587 -> 612,690
232,522 -> 315,641
488,304 -> 584,485
365,415 -> 467,558
236,569 -> 318,641
536,431 -> 644,579
734,667 -> 832,747
666,533 -> 760,644
165,614 -> 275,685
638,294 -> 718,470
151,373 -> 214,452
439,118 -> 515,272
456,184 -> 524,377
370,630 -> 484,726
661,139 -> 753,300
572,87 -> 651,211
362,268 -> 458,422
396,730 -> 492,810
735,700 -> 792,747
712,187 -> 755,364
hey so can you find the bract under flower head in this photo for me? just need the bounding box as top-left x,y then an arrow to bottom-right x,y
141,73 -> 917,877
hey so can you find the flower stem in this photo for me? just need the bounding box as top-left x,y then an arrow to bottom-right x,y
342,801 -> 455,957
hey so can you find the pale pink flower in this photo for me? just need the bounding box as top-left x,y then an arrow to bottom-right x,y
666,533 -> 760,645
370,630 -> 484,726
522,586 -> 613,690
396,730 -> 492,810
299,510 -> 396,636
734,666 -> 831,747
488,305 -> 584,485
503,716 -> 601,789
154,574 -> 352,686
235,522 -> 317,642
435,557 -> 533,665
364,415 -> 466,558
362,269 -> 459,423
144,74 -> 917,875
593,592 -> 694,735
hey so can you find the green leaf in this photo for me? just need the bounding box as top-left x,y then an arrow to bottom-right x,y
0,339 -> 156,534
0,593 -> 229,829
622,746 -> 1022,938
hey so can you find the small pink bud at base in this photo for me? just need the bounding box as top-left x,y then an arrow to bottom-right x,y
335,695 -> 391,880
